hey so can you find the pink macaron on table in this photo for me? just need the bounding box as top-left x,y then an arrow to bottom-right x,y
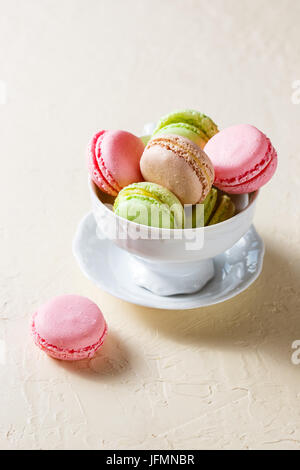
32,295 -> 107,361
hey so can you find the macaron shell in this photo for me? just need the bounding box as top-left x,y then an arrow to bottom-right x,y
114,182 -> 184,229
123,182 -> 184,211
95,133 -> 122,193
155,123 -> 206,148
153,109 -> 219,141
203,187 -> 218,225
32,322 -> 107,361
217,152 -> 278,194
32,295 -> 107,360
87,131 -> 118,196
208,195 -> 236,225
141,142 -> 202,205
140,135 -> 214,205
114,196 -> 176,229
204,124 -> 277,193
100,130 -> 144,188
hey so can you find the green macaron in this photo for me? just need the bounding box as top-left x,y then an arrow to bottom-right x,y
113,182 -> 184,229
208,193 -> 235,226
192,188 -> 236,227
152,109 -> 219,148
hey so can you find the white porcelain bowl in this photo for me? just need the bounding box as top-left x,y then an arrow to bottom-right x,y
89,179 -> 259,296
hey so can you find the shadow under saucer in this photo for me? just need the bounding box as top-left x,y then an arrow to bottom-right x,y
126,239 -> 300,368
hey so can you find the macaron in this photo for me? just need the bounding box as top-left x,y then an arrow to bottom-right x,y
204,124 -> 278,194
203,187 -> 218,225
192,187 -> 235,227
32,295 -> 107,361
207,193 -> 236,226
140,134 -> 215,205
113,182 -> 184,229
152,109 -> 219,148
87,130 -> 145,196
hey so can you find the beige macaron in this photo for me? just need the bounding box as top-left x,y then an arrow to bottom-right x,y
140,134 -> 215,205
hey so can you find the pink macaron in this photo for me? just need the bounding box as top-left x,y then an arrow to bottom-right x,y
32,295 -> 107,361
87,129 -> 145,196
204,124 -> 277,194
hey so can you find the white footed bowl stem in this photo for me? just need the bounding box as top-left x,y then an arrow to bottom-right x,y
128,255 -> 215,296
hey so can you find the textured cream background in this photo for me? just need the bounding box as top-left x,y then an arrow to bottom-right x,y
1,0 -> 300,450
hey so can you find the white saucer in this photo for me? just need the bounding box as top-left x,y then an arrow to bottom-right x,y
73,213 -> 265,310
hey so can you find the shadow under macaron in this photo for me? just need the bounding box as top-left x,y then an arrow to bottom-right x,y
54,330 -> 131,382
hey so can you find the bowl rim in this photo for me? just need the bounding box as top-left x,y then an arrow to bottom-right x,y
89,178 -> 259,235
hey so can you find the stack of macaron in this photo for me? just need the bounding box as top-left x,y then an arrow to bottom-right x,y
87,110 -> 277,229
